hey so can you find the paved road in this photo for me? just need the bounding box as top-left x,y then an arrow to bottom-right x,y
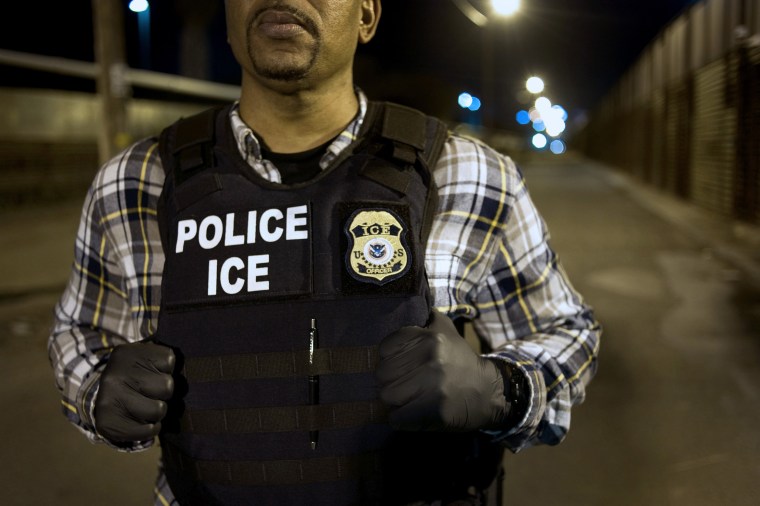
1,156 -> 758,505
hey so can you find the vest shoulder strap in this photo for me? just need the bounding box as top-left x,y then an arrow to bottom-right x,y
363,101 -> 449,245
363,101 -> 449,171
159,105 -> 226,187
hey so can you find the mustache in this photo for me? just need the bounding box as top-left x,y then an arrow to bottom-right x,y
251,2 -> 319,37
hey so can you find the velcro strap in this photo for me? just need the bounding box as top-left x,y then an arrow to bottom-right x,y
180,400 -> 389,434
381,103 -> 426,150
163,443 -> 382,486
172,108 -> 217,173
183,346 -> 379,383
392,142 -> 418,165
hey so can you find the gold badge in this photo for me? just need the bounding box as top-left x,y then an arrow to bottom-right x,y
345,209 -> 410,285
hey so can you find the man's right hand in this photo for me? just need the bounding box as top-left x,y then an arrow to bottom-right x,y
93,341 -> 176,443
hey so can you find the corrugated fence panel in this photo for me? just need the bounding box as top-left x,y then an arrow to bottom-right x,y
579,0 -> 760,224
690,2 -> 708,72
690,56 -> 738,217
664,82 -> 692,198
752,0 -> 760,34
735,45 -> 760,223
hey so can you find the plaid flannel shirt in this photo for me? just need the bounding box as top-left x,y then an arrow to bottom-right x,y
49,92 -> 600,505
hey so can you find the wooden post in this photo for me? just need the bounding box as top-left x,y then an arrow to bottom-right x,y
92,0 -> 130,164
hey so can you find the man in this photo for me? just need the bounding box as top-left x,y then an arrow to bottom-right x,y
49,0 -> 600,504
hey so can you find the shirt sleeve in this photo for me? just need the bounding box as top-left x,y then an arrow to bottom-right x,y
47,139 -> 164,451
471,156 -> 601,452
428,134 -> 600,453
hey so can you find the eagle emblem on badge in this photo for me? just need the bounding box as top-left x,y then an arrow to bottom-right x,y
345,209 -> 410,284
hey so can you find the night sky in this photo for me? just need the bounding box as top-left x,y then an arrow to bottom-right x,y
0,0 -> 695,126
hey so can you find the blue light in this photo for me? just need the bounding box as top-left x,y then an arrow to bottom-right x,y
468,97 -> 482,112
129,0 -> 149,13
552,105 -> 568,122
550,139 -> 566,155
458,93 -> 473,109
532,119 -> 545,132
516,110 -> 530,125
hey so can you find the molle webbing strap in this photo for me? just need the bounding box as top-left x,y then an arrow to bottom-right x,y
179,400 -> 389,434
162,443 -> 382,486
182,346 -> 379,382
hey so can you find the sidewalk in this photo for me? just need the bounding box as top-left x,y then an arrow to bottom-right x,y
568,155 -> 760,288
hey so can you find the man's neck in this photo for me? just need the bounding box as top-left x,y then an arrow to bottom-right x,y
237,71 -> 359,154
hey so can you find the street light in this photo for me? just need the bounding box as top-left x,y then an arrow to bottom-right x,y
128,0 -> 149,13
449,0 -> 522,128
450,0 -> 521,27
526,76 -> 544,94
491,0 -> 521,17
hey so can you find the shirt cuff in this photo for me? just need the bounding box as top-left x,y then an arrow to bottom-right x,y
482,350 -> 547,452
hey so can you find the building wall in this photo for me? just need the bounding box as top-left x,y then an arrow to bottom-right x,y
579,0 -> 760,225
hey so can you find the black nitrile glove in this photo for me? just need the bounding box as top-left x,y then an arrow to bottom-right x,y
376,310 -> 510,431
93,341 -> 175,443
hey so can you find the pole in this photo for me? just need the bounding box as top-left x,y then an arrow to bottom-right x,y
92,0 -> 130,164
482,24 -> 495,129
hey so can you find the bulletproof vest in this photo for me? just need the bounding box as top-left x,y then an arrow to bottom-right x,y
154,103 -> 501,505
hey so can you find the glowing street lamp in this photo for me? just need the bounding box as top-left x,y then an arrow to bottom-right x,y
128,0 -> 149,13
526,76 -> 545,94
450,0 -> 520,27
450,0 -> 521,128
491,0 -> 521,17
129,0 -> 151,69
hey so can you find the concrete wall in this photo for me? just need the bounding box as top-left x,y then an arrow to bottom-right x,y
0,88 -> 214,142
0,88 -> 216,207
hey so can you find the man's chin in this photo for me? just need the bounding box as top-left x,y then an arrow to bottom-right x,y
254,66 -> 311,82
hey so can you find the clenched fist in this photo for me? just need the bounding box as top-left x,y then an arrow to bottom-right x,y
376,311 -> 511,431
94,341 -> 176,443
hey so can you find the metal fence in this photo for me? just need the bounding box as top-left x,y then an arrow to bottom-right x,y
578,0 -> 760,224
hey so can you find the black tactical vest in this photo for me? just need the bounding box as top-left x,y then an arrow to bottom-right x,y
154,103 -> 501,505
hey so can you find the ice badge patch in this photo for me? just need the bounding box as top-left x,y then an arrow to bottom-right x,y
345,209 -> 410,285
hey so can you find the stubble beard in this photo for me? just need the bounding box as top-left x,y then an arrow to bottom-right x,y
245,7 -> 321,82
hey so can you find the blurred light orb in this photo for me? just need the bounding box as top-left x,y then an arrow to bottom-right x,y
545,118 -> 566,137
535,97 -> 552,113
491,0 -> 521,16
129,0 -> 149,13
529,108 -> 541,122
516,110 -> 531,125
526,76 -> 545,94
552,104 -> 568,122
532,120 -> 546,132
468,97 -> 482,112
532,134 -> 548,149
550,140 -> 567,155
458,92 -> 473,109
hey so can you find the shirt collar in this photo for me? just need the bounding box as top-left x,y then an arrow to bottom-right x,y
228,89 -> 369,183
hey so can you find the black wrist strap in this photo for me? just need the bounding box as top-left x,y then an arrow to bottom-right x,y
491,359 -> 530,431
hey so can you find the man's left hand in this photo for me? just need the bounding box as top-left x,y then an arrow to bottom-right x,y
376,310 -> 510,431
